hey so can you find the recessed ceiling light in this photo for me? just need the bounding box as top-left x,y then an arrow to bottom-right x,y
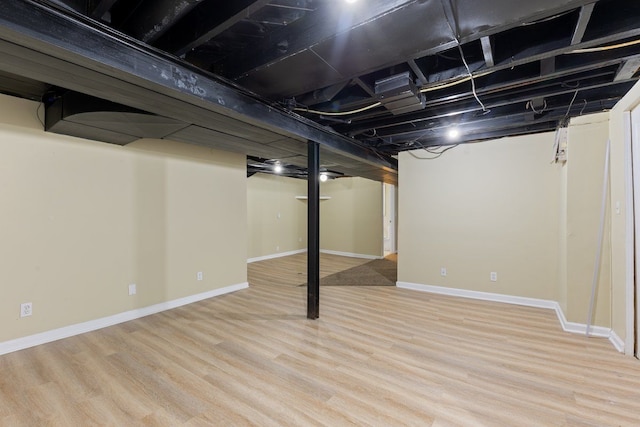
320,173 -> 328,182
274,163 -> 283,173
447,128 -> 460,140
345,0 -> 357,3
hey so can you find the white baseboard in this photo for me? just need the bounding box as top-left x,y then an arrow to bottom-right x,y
609,330 -> 625,353
320,249 -> 383,260
247,249 -> 306,263
0,282 -> 249,356
396,281 -> 621,350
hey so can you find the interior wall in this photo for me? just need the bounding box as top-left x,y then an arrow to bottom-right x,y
398,134 -> 562,301
0,94 -> 247,343
247,173 -> 307,260
320,177 -> 384,258
564,113 -> 611,327
609,80 -> 640,350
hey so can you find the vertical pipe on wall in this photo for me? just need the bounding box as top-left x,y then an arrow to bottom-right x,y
586,139 -> 611,336
307,141 -> 320,319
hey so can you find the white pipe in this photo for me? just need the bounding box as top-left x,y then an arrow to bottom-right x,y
586,139 -> 611,336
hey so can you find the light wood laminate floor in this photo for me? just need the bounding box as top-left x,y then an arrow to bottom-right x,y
1,254 -> 640,425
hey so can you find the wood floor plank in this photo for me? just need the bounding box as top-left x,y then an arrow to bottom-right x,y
1,253 -> 640,425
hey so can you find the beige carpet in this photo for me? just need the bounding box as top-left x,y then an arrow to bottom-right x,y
301,255 -> 397,286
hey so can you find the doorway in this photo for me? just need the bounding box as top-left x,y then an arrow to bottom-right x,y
383,183 -> 398,256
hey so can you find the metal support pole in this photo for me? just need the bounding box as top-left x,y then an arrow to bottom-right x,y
307,141 -> 320,319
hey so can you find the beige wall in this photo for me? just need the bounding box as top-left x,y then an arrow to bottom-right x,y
399,134 -> 562,301
564,113 -> 611,326
247,173 -> 307,260
320,177 -> 384,258
0,94 -> 247,343
609,81 -> 640,348
398,117 -> 614,327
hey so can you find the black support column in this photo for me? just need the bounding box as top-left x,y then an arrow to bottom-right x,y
307,141 -> 320,319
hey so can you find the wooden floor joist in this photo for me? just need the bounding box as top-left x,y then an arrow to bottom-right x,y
1,254 -> 640,425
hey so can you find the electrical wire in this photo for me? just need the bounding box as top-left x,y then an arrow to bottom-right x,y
579,99 -> 588,116
562,89 -> 580,126
293,102 -> 382,116
526,99 -> 547,114
419,70 -> 492,93
36,102 -> 45,128
566,38 -> 640,54
407,143 -> 459,160
439,0 -> 489,113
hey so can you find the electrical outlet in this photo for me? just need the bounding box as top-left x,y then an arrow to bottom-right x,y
490,272 -> 498,282
440,267 -> 447,277
128,283 -> 137,295
197,272 -> 203,281
20,302 -> 32,318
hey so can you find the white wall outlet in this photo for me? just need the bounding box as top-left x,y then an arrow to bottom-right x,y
128,283 -> 137,295
490,272 -> 498,282
440,267 -> 447,277
20,302 -> 32,318
197,271 -> 203,281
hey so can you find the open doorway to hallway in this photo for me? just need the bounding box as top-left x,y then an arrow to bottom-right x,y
383,183 -> 398,257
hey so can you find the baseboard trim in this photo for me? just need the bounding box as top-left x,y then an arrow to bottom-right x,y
320,249 -> 383,260
0,282 -> 249,356
609,330 -> 625,353
247,249 -> 306,263
396,282 -> 620,349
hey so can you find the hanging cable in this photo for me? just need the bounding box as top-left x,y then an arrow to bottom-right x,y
566,38 -> 640,54
562,89 -> 580,126
526,99 -> 547,114
293,101 -> 382,116
456,44 -> 489,113
439,0 -> 488,113
408,143 -> 459,160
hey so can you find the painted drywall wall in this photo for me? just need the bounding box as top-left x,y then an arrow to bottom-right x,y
320,177 -> 384,258
0,94 -> 247,343
399,134 -> 562,301
564,113 -> 611,327
247,173 -> 307,260
609,80 -> 640,350
398,118 -> 614,327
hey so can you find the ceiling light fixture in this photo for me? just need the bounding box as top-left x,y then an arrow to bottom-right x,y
320,173 -> 328,182
273,162 -> 283,173
447,128 -> 460,140
345,0 -> 358,3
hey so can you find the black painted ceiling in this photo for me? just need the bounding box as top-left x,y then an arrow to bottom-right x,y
1,0 -> 640,181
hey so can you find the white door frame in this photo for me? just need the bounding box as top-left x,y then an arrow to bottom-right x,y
631,107 -> 640,356
383,183 -> 397,255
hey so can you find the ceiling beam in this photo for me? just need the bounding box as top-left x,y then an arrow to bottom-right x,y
121,0 -> 202,43
89,0 -> 117,20
614,56 -> 640,82
571,2 -> 596,45
226,0 -> 416,78
352,77 -> 633,138
480,36 -> 495,68
154,0 -> 273,57
0,0 -> 396,172
408,59 -> 428,85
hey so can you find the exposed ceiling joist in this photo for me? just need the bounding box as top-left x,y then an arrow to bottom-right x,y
614,56 -> 640,82
480,36 -> 495,68
154,0 -> 273,57
571,3 -> 596,45
0,0 -> 396,173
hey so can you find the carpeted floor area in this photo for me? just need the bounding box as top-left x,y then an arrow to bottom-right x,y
301,254 -> 397,286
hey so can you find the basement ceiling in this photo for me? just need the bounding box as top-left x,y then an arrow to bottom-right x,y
1,0 -> 639,182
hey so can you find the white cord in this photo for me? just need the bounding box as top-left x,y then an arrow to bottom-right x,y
293,102 -> 382,117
